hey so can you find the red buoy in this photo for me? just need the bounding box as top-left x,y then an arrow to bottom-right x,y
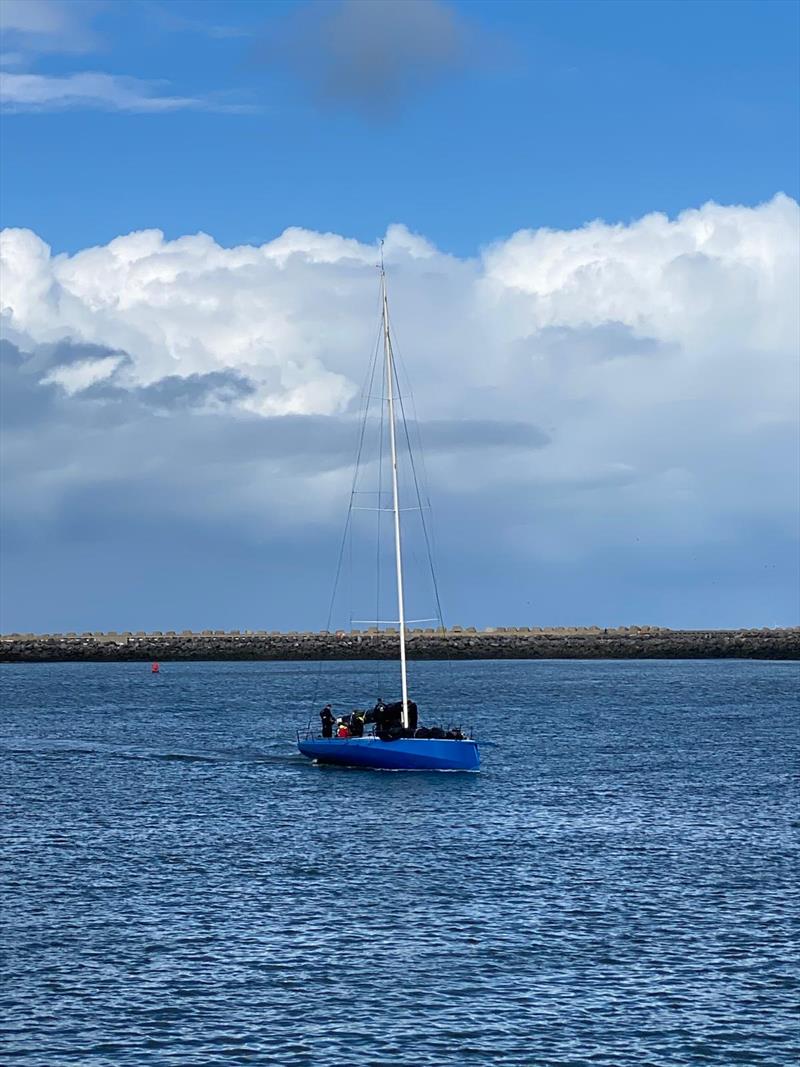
151,662 -> 160,674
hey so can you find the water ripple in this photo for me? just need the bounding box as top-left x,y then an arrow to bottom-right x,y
1,659 -> 798,1065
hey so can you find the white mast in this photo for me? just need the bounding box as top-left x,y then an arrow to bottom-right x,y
381,262 -> 410,729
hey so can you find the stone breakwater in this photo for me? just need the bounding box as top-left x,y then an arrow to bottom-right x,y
1,627 -> 798,662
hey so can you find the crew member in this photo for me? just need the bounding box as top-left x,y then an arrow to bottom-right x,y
406,700 -> 418,733
320,704 -> 335,738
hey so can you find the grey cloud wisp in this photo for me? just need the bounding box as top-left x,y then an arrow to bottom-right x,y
0,1 -> 257,114
258,0 -> 474,117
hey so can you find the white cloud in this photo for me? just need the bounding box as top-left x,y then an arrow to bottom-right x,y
0,70 -> 255,113
41,353 -> 123,394
0,1 -> 257,114
140,0 -> 253,41
1,196 -> 798,569
0,0 -> 101,54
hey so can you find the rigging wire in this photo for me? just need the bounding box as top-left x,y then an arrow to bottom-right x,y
385,312 -> 442,604
389,334 -> 447,636
306,267 -> 454,725
387,305 -> 459,703
375,327 -> 386,698
307,302 -> 383,722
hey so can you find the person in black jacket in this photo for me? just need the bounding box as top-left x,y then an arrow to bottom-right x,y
320,705 -> 335,738
406,700 -> 418,733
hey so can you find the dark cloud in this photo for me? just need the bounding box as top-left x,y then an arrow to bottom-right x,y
530,322 -> 671,363
1,334 -> 560,632
0,339 -> 60,427
423,418 -> 549,451
0,340 -> 255,424
2,339 -> 796,633
7,337 -> 131,377
86,370 -> 256,412
258,0 -> 475,118
0,339 -> 550,529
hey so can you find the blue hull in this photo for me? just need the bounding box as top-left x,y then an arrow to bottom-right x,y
297,736 -> 480,771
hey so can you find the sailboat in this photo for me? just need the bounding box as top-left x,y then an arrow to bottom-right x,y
297,260 -> 480,772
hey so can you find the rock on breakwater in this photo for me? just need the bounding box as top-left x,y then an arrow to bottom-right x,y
1,626 -> 798,662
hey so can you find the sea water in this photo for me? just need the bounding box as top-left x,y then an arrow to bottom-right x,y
1,659 -> 797,1066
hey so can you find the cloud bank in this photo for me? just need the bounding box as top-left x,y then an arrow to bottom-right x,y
1,195 -> 798,630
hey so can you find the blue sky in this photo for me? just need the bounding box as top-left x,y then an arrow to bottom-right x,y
2,0 -> 798,255
1,0 -> 798,633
